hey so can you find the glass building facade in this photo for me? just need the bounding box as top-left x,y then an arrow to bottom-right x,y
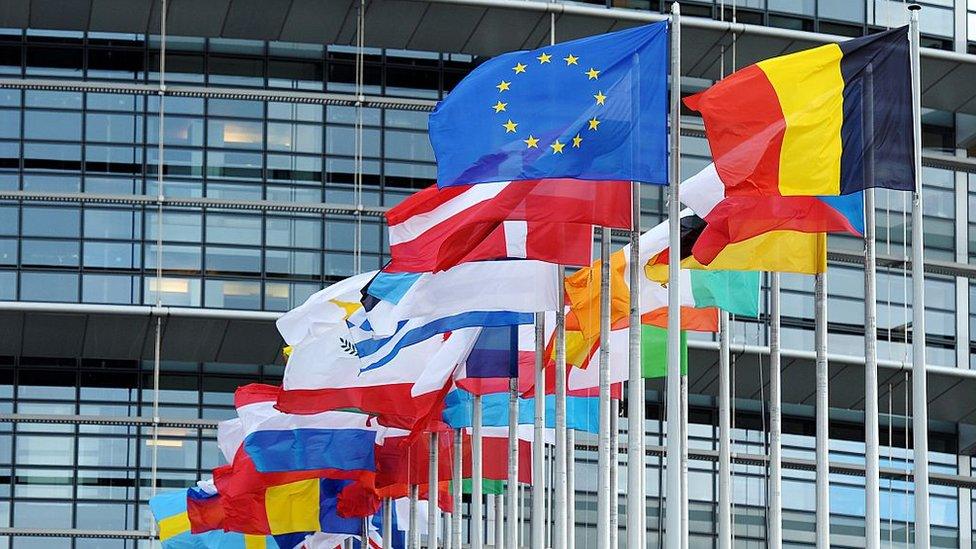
0,0 -> 975,547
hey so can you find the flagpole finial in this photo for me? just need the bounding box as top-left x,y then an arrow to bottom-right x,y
671,1 -> 680,15
907,3 -> 921,11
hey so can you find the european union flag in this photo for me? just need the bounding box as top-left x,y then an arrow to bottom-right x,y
429,22 -> 669,188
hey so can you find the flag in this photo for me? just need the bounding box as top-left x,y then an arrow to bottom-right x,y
276,271 -> 376,346
641,325 -> 687,378
362,260 -> 559,337
149,488 -> 277,548
441,389 -> 601,434
385,179 -> 630,272
460,425 -> 533,485
644,165 -> 863,276
279,321 -> 471,428
234,384 -> 378,474
429,22 -> 669,187
685,27 -> 912,196
563,216 -> 761,341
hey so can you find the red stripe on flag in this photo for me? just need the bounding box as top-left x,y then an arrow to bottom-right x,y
684,65 -> 786,197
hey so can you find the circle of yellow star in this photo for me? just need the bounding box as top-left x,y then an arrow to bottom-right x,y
502,119 -> 518,133
594,91 -> 607,105
513,63 -> 527,74
572,134 -> 583,148
492,101 -> 507,113
585,68 -> 600,80
497,80 -> 511,92
564,54 -> 579,66
550,140 -> 565,154
537,52 -> 552,64
523,135 -> 539,148
588,117 -> 600,130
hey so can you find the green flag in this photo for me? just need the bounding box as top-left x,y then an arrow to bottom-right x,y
457,478 -> 508,495
642,324 -> 688,379
690,270 -> 760,318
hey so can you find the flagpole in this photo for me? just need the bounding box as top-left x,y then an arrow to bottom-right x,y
626,192 -> 645,543
863,69 -> 881,549
768,272 -> 783,547
453,430 -> 463,549
410,484 -> 420,549
907,6 -> 931,546
532,312 -> 546,549
597,226 -> 612,549
609,399 -> 619,548
718,310 -> 731,549
494,494 -> 504,548
665,3 -> 684,548
472,394 -> 484,549
554,267 -> 568,549
680,373 -> 688,548
429,432 -> 439,549
814,272 -> 830,549
507,375 -> 519,549
567,427 -> 576,549
362,517 -> 369,549
384,497 -> 394,549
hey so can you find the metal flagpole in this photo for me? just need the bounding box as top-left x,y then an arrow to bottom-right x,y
453,430 -> 463,549
626,188 -> 645,542
718,310 -> 732,549
680,374 -> 688,549
507,376 -> 519,549
609,400 -> 619,549
863,69 -> 881,549
532,313 -> 546,549
472,394 -> 484,549
814,272 -> 830,549
384,497 -> 394,549
907,6 -> 931,546
410,484 -> 420,549
429,433 -> 439,549
665,3 -> 683,548
362,518 -> 370,549
554,268 -> 568,549
768,273 -> 783,547
494,494 -> 504,548
567,428 -> 576,549
598,226 -> 612,548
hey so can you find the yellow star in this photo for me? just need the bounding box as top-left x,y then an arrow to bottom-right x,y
523,135 -> 539,148
585,68 -> 600,80
564,54 -> 579,66
594,91 -> 607,105
502,119 -> 518,133
492,101 -> 507,113
537,52 -> 552,64
513,62 -> 527,74
497,80 -> 511,92
588,117 -> 600,130
550,140 -> 565,154
572,134 -> 582,148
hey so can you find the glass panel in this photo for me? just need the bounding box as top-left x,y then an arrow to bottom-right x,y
267,122 -> 322,153
207,119 -> 263,149
84,208 -> 141,239
144,277 -> 201,306
20,271 -> 78,302
83,241 -> 141,269
206,213 -> 262,245
266,216 -> 322,248
82,274 -> 137,304
206,246 -> 262,274
265,249 -> 321,276
204,279 -> 261,309
24,110 -> 82,140
20,239 -> 79,267
22,206 -> 80,237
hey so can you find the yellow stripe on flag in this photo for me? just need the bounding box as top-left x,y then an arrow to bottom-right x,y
266,479 -> 321,535
758,43 -> 845,196
158,512 -> 191,541
646,231 -> 826,280
244,534 -> 268,549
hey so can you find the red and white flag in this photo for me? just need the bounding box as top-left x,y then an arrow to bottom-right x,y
386,179 -> 631,272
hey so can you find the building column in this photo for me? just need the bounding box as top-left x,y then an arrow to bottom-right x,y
959,455 -> 972,549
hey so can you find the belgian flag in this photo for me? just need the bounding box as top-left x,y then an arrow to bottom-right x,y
685,27 -> 913,197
